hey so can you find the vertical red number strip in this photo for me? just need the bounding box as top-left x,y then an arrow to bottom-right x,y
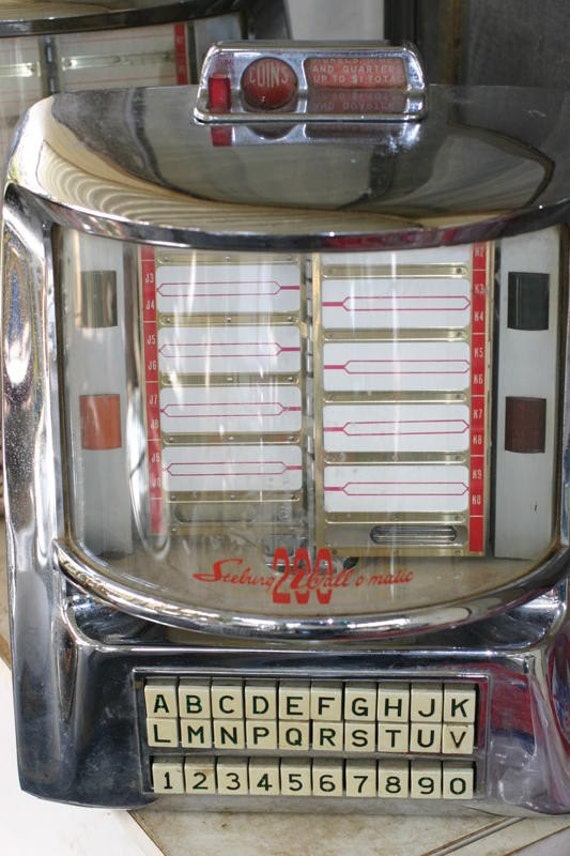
174,23 -> 190,85
469,243 -> 488,553
141,246 -> 164,534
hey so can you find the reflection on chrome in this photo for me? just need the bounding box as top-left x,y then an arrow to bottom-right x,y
2,59 -> 570,814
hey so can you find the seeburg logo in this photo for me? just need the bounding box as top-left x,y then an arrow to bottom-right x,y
192,547 -> 414,606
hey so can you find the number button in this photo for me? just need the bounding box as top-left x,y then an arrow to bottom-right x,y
280,759 -> 311,795
216,759 -> 248,794
312,760 -> 343,797
345,760 -> 377,798
410,761 -> 442,799
442,763 -> 475,800
378,760 -> 409,798
184,758 -> 216,795
151,759 -> 184,794
248,759 -> 280,796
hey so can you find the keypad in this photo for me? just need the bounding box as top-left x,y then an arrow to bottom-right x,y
151,756 -> 476,799
142,677 -> 480,800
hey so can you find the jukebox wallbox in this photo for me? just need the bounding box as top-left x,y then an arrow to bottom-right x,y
2,42 -> 570,814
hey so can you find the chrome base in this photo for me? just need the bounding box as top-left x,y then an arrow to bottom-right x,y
10,565 -> 570,813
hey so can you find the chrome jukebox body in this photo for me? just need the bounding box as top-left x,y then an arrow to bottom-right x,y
2,43 -> 570,813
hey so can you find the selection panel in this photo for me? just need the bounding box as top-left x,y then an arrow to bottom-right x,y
141,676 -> 482,802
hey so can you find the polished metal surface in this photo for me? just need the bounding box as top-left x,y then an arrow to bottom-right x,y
51,538 -> 570,642
0,1 -> 285,189
9,84 -> 570,249
194,42 -> 427,123
2,66 -> 570,812
0,1 -> 246,35
4,80 -> 570,637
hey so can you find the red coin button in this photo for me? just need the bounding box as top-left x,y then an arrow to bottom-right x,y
242,58 -> 297,110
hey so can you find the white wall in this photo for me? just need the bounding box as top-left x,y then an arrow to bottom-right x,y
286,0 -> 384,40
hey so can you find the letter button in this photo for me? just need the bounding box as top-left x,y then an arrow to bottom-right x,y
144,680 -> 178,718
246,721 -> 278,750
344,682 -> 377,721
147,718 -> 179,747
180,719 -> 213,749
378,723 -> 409,753
409,723 -> 442,753
442,723 -> 475,755
279,681 -> 311,720
278,721 -> 310,751
313,721 -> 344,751
179,679 -> 211,719
310,682 -> 343,721
345,722 -> 376,752
213,720 -> 245,749
245,681 -> 277,720
411,684 -> 443,722
377,683 -> 410,722
444,683 -> 477,724
211,680 -> 243,719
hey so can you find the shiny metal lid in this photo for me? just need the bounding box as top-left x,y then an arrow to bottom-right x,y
8,57 -> 570,250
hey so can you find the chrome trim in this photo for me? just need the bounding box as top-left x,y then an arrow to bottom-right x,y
194,41 -> 427,123
0,61 -> 39,78
4,579 -> 566,811
54,538 -> 570,640
9,87 -> 570,253
60,50 -> 176,71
